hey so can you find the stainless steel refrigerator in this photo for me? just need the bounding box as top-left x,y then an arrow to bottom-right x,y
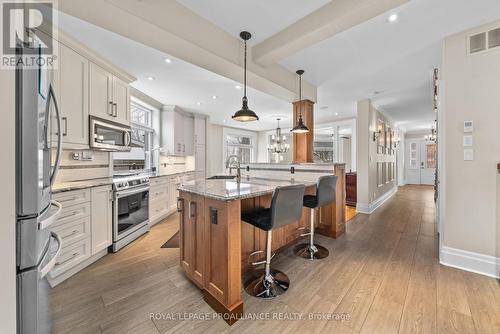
16,41 -> 63,334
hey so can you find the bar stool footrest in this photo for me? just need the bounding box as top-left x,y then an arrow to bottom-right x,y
293,243 -> 329,260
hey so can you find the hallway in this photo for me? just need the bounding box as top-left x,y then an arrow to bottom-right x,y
50,186 -> 500,334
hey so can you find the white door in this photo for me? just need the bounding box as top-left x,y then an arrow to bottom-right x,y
406,140 -> 436,185
406,140 -> 421,184
420,141 -> 437,185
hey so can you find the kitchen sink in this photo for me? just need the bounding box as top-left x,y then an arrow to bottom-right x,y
206,175 -> 236,180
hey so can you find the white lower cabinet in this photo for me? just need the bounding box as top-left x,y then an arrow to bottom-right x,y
49,185 -> 112,286
149,174 -> 191,225
91,186 -> 113,254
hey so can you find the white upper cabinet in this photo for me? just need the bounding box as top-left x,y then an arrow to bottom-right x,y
89,62 -> 113,121
89,62 -> 130,126
112,76 -> 130,125
183,115 -> 194,156
194,117 -> 206,145
161,106 -> 194,156
56,43 -> 89,147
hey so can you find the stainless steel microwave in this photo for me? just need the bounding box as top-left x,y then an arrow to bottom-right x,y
90,116 -> 132,152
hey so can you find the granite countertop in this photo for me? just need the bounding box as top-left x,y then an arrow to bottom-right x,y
52,177 -> 113,194
178,175 -> 322,201
149,170 -> 195,178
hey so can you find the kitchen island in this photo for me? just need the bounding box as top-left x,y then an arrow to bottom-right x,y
177,163 -> 345,324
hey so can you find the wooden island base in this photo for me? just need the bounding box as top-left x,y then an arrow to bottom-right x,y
178,165 -> 345,324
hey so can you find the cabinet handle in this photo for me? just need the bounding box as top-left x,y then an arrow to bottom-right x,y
62,117 -> 67,136
113,103 -> 117,117
189,201 -> 196,219
60,210 -> 79,220
55,252 -> 79,266
177,198 -> 184,212
64,230 -> 79,238
108,101 -> 113,116
183,144 -> 185,153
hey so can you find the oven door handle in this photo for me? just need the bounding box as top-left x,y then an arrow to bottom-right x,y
115,186 -> 150,198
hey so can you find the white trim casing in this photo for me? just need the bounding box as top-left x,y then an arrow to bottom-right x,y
357,186 -> 398,214
440,246 -> 499,279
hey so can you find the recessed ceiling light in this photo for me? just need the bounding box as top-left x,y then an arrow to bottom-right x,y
196,102 -> 202,106
164,58 -> 172,64
212,95 -> 218,100
235,85 -> 242,90
223,120 -> 227,123
335,112 -> 339,116
147,76 -> 155,81
388,13 -> 398,23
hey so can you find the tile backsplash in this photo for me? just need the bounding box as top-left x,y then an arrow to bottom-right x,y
53,149 -> 112,183
159,155 -> 195,175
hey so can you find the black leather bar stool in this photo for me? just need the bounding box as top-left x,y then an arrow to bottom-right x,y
294,175 -> 337,260
241,184 -> 306,299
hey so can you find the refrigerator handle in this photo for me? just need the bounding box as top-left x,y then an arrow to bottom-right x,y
46,83 -> 62,186
39,231 -> 63,279
38,200 -> 62,231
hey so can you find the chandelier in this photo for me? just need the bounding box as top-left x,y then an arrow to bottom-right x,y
268,118 -> 290,154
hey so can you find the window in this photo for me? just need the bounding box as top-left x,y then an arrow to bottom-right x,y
131,101 -> 152,127
113,98 -> 155,171
224,133 -> 254,164
426,144 -> 437,169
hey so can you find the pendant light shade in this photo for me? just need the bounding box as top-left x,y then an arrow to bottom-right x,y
232,31 -> 259,122
291,69 -> 310,133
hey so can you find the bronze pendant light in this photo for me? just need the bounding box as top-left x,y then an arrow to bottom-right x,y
291,69 -> 310,133
232,31 -> 259,122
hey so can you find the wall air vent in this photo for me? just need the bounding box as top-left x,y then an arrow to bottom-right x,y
468,26 -> 500,55
469,32 -> 486,54
488,28 -> 500,49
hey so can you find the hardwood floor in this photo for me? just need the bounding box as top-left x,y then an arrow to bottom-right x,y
345,206 -> 358,222
50,185 -> 500,334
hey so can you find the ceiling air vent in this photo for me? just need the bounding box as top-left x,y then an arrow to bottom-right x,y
488,28 -> 500,49
469,32 -> 486,54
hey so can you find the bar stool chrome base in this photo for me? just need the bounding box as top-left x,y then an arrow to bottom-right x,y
293,243 -> 329,260
244,269 -> 290,299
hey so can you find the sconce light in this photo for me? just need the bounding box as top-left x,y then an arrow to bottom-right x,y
372,129 -> 382,142
394,137 -> 401,147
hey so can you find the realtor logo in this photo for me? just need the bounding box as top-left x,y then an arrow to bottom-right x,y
1,0 -> 58,68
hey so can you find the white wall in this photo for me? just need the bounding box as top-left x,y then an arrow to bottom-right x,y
356,100 -> 398,213
0,63 -> 17,332
440,20 -> 500,278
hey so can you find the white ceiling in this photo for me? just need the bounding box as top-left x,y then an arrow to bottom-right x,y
280,0 -> 500,131
56,11 -> 292,131
176,0 -> 331,45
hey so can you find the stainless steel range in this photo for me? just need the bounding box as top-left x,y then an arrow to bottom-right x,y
111,172 -> 150,252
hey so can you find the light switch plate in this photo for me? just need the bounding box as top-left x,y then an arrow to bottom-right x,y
464,148 -> 474,161
463,135 -> 473,147
464,120 -> 473,132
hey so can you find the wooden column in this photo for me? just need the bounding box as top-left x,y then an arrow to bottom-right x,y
292,99 -> 314,163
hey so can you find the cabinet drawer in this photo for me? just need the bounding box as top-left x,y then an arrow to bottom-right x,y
150,177 -> 169,186
49,238 -> 91,278
53,189 -> 90,207
51,216 -> 90,247
150,185 -> 168,198
55,202 -> 91,227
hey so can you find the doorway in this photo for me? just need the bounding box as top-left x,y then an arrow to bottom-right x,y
406,140 -> 436,185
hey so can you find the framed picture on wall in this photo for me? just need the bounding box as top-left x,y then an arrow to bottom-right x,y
377,120 -> 385,154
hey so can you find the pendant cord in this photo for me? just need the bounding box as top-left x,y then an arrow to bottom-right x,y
244,39 -> 247,99
299,73 -> 302,118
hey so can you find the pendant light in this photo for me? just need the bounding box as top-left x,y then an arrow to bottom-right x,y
232,31 -> 259,122
291,69 -> 310,133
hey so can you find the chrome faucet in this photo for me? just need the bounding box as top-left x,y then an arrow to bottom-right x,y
226,155 -> 241,183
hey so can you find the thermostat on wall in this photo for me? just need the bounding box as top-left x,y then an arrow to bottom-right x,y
464,120 -> 473,132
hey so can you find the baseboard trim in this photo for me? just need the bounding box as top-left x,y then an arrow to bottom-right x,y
440,246 -> 499,279
357,187 -> 398,214
48,249 -> 108,287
